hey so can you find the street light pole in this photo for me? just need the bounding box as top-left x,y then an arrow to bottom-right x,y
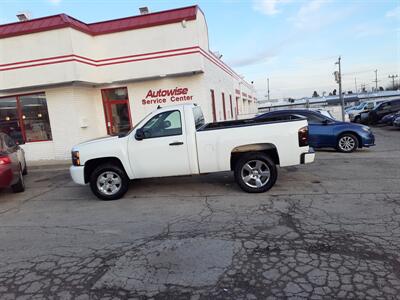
354,77 -> 358,94
388,74 -> 398,90
335,56 -> 345,121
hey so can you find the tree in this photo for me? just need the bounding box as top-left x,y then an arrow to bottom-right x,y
379,86 -> 384,91
332,89 -> 337,95
312,91 -> 319,97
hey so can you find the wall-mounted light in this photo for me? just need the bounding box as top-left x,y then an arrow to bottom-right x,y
38,113 -> 42,118
5,116 -> 10,121
22,115 -> 26,119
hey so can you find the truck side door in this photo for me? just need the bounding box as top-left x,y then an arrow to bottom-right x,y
128,109 -> 191,179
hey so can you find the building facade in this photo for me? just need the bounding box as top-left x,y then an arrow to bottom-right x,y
0,6 -> 257,161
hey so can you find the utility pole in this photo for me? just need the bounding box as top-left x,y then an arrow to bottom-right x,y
334,56 -> 345,121
373,69 -> 378,91
267,77 -> 270,101
388,74 -> 399,90
354,77 -> 358,94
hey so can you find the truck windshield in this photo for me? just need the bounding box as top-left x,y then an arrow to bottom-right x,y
122,112 -> 153,137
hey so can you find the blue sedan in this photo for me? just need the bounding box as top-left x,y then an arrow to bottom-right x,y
256,109 -> 375,153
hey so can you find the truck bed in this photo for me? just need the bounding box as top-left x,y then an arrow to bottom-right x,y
198,115 -> 304,131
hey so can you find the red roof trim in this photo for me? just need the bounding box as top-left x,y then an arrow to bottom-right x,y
0,5 -> 198,39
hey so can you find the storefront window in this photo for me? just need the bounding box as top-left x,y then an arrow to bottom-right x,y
20,94 -> 52,142
0,92 -> 52,144
102,88 -> 128,101
0,97 -> 24,144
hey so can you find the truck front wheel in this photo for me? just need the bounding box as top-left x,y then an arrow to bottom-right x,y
89,164 -> 129,200
234,153 -> 277,193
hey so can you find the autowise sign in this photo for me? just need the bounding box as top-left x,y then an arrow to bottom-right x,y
142,87 -> 193,105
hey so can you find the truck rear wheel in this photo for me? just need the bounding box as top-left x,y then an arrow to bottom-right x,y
89,164 -> 129,200
234,153 -> 277,193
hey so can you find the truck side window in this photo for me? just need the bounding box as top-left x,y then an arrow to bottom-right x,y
193,107 -> 205,129
142,110 -> 182,138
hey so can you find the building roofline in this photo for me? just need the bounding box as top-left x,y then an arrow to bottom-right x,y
0,5 -> 198,39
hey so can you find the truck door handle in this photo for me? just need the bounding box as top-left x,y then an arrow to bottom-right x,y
169,142 -> 184,146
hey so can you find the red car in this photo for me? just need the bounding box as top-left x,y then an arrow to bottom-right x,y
0,133 -> 27,193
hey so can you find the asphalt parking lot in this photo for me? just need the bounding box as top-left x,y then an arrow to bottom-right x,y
0,126 -> 399,299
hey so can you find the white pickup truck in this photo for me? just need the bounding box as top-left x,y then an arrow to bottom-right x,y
70,104 -> 315,200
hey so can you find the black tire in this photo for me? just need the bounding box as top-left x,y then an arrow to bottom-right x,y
89,163 -> 129,200
22,159 -> 28,176
12,169 -> 25,193
336,133 -> 359,153
234,152 -> 277,193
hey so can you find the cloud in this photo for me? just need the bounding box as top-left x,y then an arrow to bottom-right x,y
48,0 -> 62,4
291,0 -> 329,29
253,0 -> 291,16
352,23 -> 385,39
386,6 -> 400,19
227,35 -> 294,67
228,51 -> 277,67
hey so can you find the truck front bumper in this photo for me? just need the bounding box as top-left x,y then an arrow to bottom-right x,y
70,166 -> 86,185
300,148 -> 315,164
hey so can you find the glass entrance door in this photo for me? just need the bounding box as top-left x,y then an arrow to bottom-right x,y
101,87 -> 132,135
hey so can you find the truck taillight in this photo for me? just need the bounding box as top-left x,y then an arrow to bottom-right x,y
0,156 -> 11,165
298,126 -> 309,147
72,151 -> 80,166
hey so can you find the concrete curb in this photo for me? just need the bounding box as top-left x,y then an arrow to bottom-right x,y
27,160 -> 70,171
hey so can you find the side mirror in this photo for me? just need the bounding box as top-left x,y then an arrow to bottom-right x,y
322,119 -> 329,125
135,128 -> 145,141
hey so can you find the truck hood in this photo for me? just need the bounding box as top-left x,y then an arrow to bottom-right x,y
73,136 -> 119,149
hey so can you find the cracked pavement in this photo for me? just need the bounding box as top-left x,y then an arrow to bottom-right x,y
0,127 -> 399,299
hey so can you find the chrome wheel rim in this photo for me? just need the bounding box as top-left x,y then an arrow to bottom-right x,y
241,160 -> 270,188
339,136 -> 355,152
96,171 -> 122,196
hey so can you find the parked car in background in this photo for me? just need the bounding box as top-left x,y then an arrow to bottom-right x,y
345,105 -> 357,113
255,109 -> 375,153
367,99 -> 400,124
0,133 -> 27,193
310,108 -> 335,119
378,111 -> 400,126
393,116 -> 400,128
348,100 -> 384,123
311,108 -> 350,122
70,104 -> 315,200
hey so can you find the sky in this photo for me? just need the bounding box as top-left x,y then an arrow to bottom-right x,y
0,0 -> 399,99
